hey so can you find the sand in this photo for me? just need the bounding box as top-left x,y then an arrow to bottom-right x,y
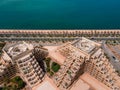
44,46 -> 66,65
32,76 -> 59,90
80,73 -> 111,90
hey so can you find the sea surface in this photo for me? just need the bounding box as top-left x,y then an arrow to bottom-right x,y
0,0 -> 120,29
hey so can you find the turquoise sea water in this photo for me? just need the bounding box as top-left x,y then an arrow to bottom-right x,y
0,0 -> 120,29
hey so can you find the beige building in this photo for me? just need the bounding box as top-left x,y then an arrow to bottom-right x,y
0,57 -> 16,84
0,42 -> 47,88
53,37 -> 120,90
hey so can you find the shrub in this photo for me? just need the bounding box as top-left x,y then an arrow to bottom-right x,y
17,80 -> 26,89
49,71 -> 54,76
46,67 -> 50,72
11,76 -> 26,90
45,57 -> 51,67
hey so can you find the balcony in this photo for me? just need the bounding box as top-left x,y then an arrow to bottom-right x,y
26,74 -> 31,78
36,67 -> 40,72
30,82 -> 34,85
18,60 -> 22,64
70,73 -> 76,78
19,64 -> 24,67
33,80 -> 38,84
31,60 -> 36,65
33,64 -> 37,68
61,81 -> 69,89
39,73 -> 44,78
29,73 -> 34,77
71,67 -> 78,73
112,86 -> 120,90
65,74 -> 72,81
28,78 -> 32,82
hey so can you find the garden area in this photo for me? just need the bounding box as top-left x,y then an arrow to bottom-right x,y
1,76 -> 26,90
44,57 -> 60,77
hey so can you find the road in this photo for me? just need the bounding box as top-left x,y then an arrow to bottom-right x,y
102,41 -> 120,73
0,37 -> 120,41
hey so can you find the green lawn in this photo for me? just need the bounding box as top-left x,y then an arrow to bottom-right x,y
44,57 -> 60,76
51,62 -> 60,72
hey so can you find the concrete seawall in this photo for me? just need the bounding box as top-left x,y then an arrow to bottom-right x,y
0,29 -> 120,34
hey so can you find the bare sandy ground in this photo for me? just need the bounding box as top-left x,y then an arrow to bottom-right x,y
32,73 -> 111,90
80,73 -> 111,90
44,46 -> 66,65
32,75 -> 59,90
107,44 -> 120,61
70,78 -> 90,90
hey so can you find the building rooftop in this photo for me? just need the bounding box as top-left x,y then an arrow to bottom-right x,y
72,37 -> 101,54
3,42 -> 33,60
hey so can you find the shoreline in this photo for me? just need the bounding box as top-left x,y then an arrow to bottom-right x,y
0,29 -> 120,34
0,29 -> 120,30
